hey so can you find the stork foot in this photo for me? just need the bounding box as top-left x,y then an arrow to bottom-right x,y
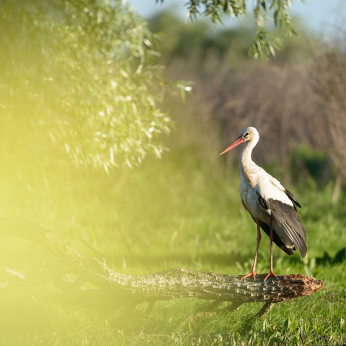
241,271 -> 257,280
263,271 -> 278,281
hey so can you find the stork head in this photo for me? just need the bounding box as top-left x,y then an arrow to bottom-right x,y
220,127 -> 259,155
240,127 -> 259,142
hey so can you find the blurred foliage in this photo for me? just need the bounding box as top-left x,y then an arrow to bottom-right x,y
307,44 -> 346,182
149,11 -> 253,69
158,0 -> 301,59
290,146 -> 334,186
0,0 -> 190,170
149,10 -> 314,72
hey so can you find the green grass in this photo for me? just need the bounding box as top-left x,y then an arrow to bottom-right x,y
0,137 -> 345,345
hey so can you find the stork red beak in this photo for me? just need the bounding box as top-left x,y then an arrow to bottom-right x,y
220,136 -> 245,155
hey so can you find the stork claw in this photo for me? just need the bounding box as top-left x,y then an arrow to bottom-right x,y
241,271 -> 257,280
263,271 -> 278,281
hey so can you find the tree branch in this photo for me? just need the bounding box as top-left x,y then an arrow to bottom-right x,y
0,217 -> 324,306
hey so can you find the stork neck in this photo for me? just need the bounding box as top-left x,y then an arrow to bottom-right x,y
239,139 -> 258,184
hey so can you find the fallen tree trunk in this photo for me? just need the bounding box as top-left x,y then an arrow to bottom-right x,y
0,217 -> 324,310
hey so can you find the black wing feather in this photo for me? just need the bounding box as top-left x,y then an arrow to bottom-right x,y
265,198 -> 307,259
253,193 -> 296,256
285,188 -> 301,209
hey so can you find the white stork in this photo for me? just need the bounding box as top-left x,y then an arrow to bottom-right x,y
220,127 -> 307,281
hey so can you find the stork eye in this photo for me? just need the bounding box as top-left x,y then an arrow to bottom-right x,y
244,132 -> 249,138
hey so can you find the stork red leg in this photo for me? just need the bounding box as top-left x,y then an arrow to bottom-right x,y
242,219 -> 261,280
264,218 -> 278,281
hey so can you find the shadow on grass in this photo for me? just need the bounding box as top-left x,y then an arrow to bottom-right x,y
315,247 -> 346,265
283,247 -> 346,266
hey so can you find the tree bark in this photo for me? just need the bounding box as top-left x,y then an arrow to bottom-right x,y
0,217 -> 324,306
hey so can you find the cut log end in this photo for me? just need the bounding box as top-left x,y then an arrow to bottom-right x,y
278,274 -> 324,294
224,273 -> 324,302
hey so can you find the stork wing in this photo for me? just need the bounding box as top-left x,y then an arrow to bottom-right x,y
270,178 -> 302,209
256,177 -> 307,259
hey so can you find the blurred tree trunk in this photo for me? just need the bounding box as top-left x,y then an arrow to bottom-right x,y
332,173 -> 342,205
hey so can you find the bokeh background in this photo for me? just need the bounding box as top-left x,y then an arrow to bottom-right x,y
0,0 -> 345,345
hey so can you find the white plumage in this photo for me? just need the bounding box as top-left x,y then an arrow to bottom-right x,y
221,127 -> 307,280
